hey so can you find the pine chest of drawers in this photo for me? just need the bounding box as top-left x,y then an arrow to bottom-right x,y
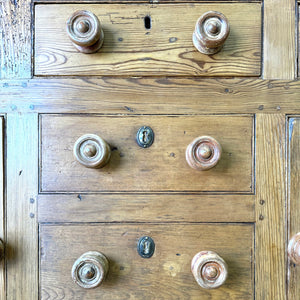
0,0 -> 299,299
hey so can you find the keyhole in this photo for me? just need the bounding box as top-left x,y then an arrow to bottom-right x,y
144,15 -> 151,30
143,241 -> 150,255
142,130 -> 148,143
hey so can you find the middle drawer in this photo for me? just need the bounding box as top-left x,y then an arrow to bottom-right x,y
40,114 -> 254,193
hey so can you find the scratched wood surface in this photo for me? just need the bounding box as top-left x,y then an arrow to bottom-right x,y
38,194 -> 255,223
255,114 -> 286,300
34,3 -> 261,77
0,1 -> 31,79
40,223 -> 254,300
288,117 -> 300,300
40,114 -> 253,193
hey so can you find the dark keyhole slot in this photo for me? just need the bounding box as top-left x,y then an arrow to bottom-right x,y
142,130 -> 148,143
144,16 -> 151,30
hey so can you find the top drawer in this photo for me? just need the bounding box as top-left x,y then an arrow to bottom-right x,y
34,3 -> 261,77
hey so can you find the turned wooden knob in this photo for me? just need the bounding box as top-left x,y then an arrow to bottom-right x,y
193,11 -> 230,55
66,10 -> 104,54
74,134 -> 111,168
72,251 -> 109,289
186,136 -> 221,170
288,233 -> 300,264
191,251 -> 228,289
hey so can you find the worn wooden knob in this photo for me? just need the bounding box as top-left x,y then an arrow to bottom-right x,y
193,11 -> 230,55
66,10 -> 104,53
72,251 -> 109,289
288,233 -> 300,265
191,251 -> 228,289
74,134 -> 111,168
186,136 -> 221,170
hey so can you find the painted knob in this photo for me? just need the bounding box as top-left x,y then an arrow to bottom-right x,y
72,251 -> 109,289
74,134 -> 111,168
193,11 -> 230,55
186,136 -> 221,170
288,233 -> 300,265
191,251 -> 228,289
66,10 -> 104,53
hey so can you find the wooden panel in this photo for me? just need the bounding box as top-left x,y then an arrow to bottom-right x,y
288,117 -> 300,300
299,7 -> 300,77
6,114 -> 38,300
38,194 -> 255,223
34,3 -> 261,77
255,114 -> 286,300
1,78 -> 300,115
0,1 -> 31,79
40,114 -> 254,193
35,0 -> 256,2
263,0 -> 296,79
0,118 -> 4,300
40,223 -> 254,300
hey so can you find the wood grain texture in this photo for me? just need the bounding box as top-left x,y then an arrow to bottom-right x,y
38,194 -> 255,223
0,118 -> 4,300
288,117 -> 300,299
40,223 -> 254,300
263,0 -> 296,79
34,3 -> 261,77
299,7 -> 300,77
35,0 -> 257,2
40,114 -> 254,193
0,0 -> 31,79
1,78 -> 300,114
6,114 -> 38,300
255,114 -> 286,300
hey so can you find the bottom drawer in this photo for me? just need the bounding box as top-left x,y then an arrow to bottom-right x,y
40,224 -> 254,299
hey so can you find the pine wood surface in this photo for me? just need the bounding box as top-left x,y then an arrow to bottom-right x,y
6,114 -> 39,300
0,1 -> 31,79
263,0 -> 296,79
298,7 -> 300,77
0,0 -> 298,297
35,0 -> 256,2
34,3 -> 261,77
1,78 -> 300,114
288,117 -> 300,300
40,223 -> 254,300
255,114 -> 286,299
0,118 -> 4,300
38,194 -> 255,223
40,114 -> 253,193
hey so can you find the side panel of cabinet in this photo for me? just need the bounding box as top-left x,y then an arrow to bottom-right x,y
6,114 -> 38,300
0,118 -> 4,300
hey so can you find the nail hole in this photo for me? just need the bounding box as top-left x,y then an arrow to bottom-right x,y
144,15 -> 151,30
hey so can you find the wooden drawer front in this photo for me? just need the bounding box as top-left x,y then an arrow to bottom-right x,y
35,3 -> 261,77
40,114 -> 254,193
40,224 -> 254,299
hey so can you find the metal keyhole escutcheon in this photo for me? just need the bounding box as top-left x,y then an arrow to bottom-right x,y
137,236 -> 155,258
136,126 -> 154,148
